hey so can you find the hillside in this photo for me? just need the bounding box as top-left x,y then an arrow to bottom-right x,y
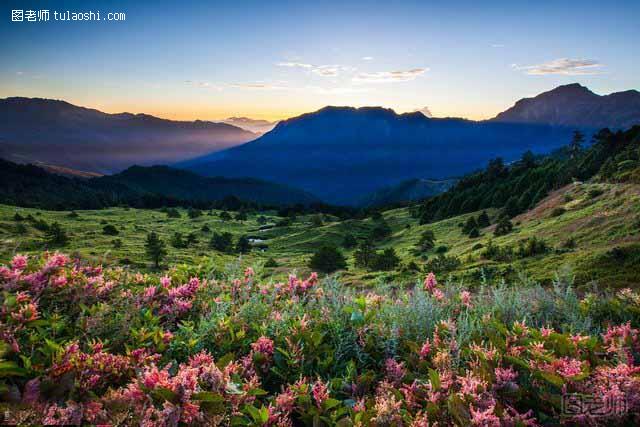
492,83 -> 640,128
357,178 -> 456,207
0,97 -> 256,173
0,159 -> 318,209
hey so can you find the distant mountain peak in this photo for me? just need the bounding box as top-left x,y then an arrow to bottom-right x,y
492,84 -> 640,128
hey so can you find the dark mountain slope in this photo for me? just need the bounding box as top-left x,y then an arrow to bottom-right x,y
0,97 -> 256,173
181,106 -> 574,205
0,159 -> 318,210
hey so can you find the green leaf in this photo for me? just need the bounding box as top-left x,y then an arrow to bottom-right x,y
322,398 -> 341,411
429,368 -> 441,391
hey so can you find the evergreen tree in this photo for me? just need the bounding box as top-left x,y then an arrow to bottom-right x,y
462,216 -> 478,235
342,233 -> 358,248
494,217 -> 513,236
502,196 -> 520,218
468,227 -> 480,238
477,211 -> 490,227
370,248 -> 400,271
309,246 -> 347,273
236,235 -> 251,254
354,240 -> 376,268
569,130 -> 585,159
45,222 -> 69,246
210,232 -> 234,253
171,232 -> 186,248
145,232 -> 167,268
416,229 -> 436,251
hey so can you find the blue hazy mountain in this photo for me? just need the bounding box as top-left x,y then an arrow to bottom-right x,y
0,97 -> 256,174
180,106 -> 576,205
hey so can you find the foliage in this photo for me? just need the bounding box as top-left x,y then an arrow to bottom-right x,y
3,254 -> 638,425
309,246 -> 347,273
145,232 -> 167,268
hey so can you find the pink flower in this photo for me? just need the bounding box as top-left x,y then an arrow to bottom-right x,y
11,302 -> 39,323
385,358 -> 406,385
419,339 -> 431,359
460,290 -> 472,308
160,275 -> 171,288
494,366 -> 518,388
251,336 -> 275,357
544,357 -> 584,379
11,254 -> 28,271
469,404 -> 500,427
423,272 -> 437,292
312,379 -> 329,408
433,288 -> 445,301
541,326 -> 554,338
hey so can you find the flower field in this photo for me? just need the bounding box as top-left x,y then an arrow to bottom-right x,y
1,252 -> 639,426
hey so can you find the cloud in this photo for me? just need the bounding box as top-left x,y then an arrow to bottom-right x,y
353,67 -> 428,83
305,85 -> 371,95
184,80 -> 223,90
415,106 -> 433,118
276,62 -> 313,69
230,82 -> 288,90
362,56 -> 374,61
277,61 -> 354,78
512,58 -> 603,75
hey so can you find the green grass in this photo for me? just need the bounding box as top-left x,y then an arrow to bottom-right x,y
1,182 -> 639,288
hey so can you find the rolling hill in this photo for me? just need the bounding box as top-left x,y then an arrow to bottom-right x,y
0,97 -> 257,174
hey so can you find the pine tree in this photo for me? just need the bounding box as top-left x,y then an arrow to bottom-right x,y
309,246 -> 347,273
45,222 -> 69,246
236,235 -> 251,254
145,232 -> 167,268
477,211 -> 490,227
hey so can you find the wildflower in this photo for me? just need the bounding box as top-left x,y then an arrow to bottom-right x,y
275,389 -> 296,414
460,290 -> 472,308
433,288 -> 445,301
160,275 -> 171,288
11,302 -> 39,323
251,336 -> 275,358
423,272 -> 437,292
384,358 -> 406,385
543,357 -> 584,379
11,254 -> 28,271
494,366 -> 518,388
540,326 -> 554,338
312,378 -> 329,408
419,339 -> 431,359
469,404 -> 500,427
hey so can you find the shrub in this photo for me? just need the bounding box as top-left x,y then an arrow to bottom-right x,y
236,235 -> 251,254
341,233 -> 358,249
435,245 -> 448,254
588,188 -> 605,199
166,208 -> 181,218
265,257 -> 278,268
210,232 -> 234,253
67,211 -> 79,219
102,224 -> 119,236
201,224 -> 211,232
187,208 -> 202,219
112,239 -> 123,249
13,212 -> 24,221
494,217 -> 513,236
235,211 -> 248,221
415,229 -> 435,251
171,232 -> 186,248
309,245 -> 347,273
468,227 -> 480,238
550,207 -> 566,217
45,222 -> 69,246
369,248 -> 401,271
477,210 -> 490,227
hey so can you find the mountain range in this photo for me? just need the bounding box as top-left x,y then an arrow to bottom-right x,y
0,97 -> 256,174
2,84 -> 639,206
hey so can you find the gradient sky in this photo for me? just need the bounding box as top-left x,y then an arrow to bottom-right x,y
1,0 -> 639,121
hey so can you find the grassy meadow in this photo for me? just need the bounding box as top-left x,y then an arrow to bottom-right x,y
1,181 -> 638,289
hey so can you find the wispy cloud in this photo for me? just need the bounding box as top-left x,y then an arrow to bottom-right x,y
276,62 -> 313,69
353,67 -> 428,83
230,82 -> 288,90
184,80 -> 224,90
512,58 -> 603,75
277,61 -> 352,78
362,56 -> 374,61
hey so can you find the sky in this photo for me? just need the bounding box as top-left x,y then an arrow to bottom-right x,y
1,0 -> 639,121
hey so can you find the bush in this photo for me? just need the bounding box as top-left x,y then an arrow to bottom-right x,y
236,235 -> 251,254
588,188 -> 605,199
415,229 -> 435,251
166,208 -> 181,218
201,224 -> 211,232
188,208 -> 202,219
435,245 -> 448,254
342,233 -> 358,249
171,232 -> 187,248
468,227 -> 480,238
369,248 -> 401,271
265,257 -> 278,268
45,222 -> 69,246
112,239 -> 123,249
102,224 -> 119,236
309,245 -> 347,273
145,231 -> 166,268
494,217 -> 513,236
67,211 -> 79,219
550,207 -> 566,217
210,232 -> 234,253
